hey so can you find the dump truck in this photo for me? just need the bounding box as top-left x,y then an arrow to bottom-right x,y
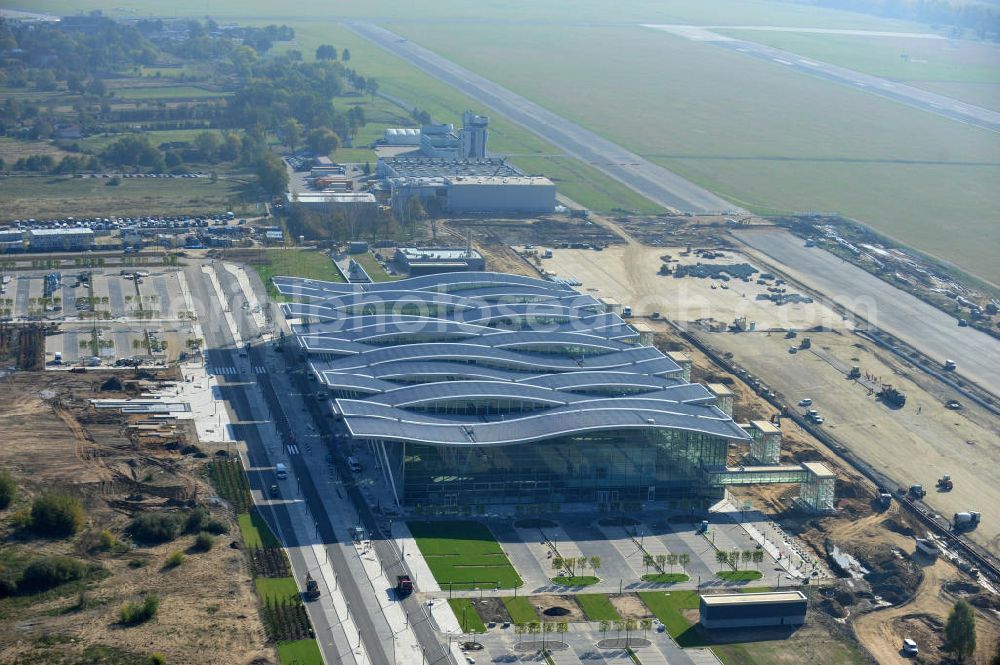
396,575 -> 413,598
944,359 -> 957,371
936,475 -> 954,491
305,573 -> 320,600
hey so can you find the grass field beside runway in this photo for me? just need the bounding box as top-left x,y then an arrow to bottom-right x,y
10,0 -> 926,31
713,30 -> 1000,111
382,22 -> 1000,283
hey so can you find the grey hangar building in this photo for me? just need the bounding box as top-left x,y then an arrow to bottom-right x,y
274,272 -> 835,511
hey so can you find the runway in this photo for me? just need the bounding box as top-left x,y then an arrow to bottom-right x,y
644,24 -> 1000,134
732,228 -> 1000,399
346,21 -> 742,214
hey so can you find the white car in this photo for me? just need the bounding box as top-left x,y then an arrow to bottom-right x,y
902,638 -> 918,656
798,398 -> 813,406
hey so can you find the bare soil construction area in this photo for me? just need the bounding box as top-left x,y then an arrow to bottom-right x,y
696,329 -> 1000,555
0,370 -> 270,664
539,243 -> 847,329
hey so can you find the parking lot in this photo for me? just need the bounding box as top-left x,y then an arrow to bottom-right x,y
2,267 -> 199,367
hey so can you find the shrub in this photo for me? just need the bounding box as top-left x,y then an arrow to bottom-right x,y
164,550 -> 184,568
129,513 -> 181,544
201,518 -> 229,535
19,556 -> 89,592
98,529 -> 117,551
0,469 -> 15,509
30,494 -> 85,537
119,594 -> 159,625
0,567 -> 18,596
183,507 -> 208,534
147,654 -> 167,665
192,531 -> 214,553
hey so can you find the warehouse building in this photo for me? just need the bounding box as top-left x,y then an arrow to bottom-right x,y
700,591 -> 807,629
446,176 -> 555,213
380,158 -> 555,214
0,229 -> 24,253
273,272 -> 838,511
28,228 -> 94,252
394,247 -> 486,275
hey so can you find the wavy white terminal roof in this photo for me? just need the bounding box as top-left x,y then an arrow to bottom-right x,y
277,272 -> 750,446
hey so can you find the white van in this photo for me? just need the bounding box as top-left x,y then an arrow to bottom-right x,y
275,463 -> 288,479
347,457 -> 362,473
902,638 -> 918,656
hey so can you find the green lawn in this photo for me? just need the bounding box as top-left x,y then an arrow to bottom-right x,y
638,591 -> 705,648
255,576 -> 300,603
640,573 -> 690,584
449,598 -> 488,633
114,85 -> 231,99
501,596 -> 538,624
576,594 -> 621,622
550,576 -> 599,587
254,248 -> 344,300
408,521 -> 522,589
277,639 -> 323,665
717,570 -> 764,582
353,251 -> 401,282
237,511 -> 281,549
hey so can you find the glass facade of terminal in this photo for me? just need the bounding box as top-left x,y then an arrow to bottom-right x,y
390,428 -> 730,507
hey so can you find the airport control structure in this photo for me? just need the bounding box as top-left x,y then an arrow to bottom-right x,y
275,272 -> 836,512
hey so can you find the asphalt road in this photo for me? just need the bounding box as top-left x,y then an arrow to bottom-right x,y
732,229 -> 1000,398
209,264 -> 454,665
187,264 -> 376,665
345,21 -> 741,215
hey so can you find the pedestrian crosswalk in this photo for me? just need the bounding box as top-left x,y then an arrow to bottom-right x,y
286,444 -> 300,456
206,365 -> 268,376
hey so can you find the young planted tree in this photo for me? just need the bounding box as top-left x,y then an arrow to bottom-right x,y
655,554 -> 667,572
742,550 -> 753,568
678,552 -> 690,572
589,556 -> 602,576
643,554 -> 655,572
752,549 -> 765,569
667,553 -> 679,572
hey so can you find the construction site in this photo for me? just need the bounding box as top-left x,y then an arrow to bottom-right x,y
427,207 -> 1000,664
0,365 -> 270,664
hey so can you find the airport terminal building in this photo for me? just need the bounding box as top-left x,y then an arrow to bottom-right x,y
275,272 -> 834,510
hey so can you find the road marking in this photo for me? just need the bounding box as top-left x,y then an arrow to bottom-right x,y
254,366 -> 267,374
287,444 -> 300,455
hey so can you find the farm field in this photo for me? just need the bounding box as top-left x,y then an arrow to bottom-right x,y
714,30 -> 1000,111
383,22 -> 1000,283
113,85 -> 231,100
0,175 -> 250,220
408,521 -> 523,590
